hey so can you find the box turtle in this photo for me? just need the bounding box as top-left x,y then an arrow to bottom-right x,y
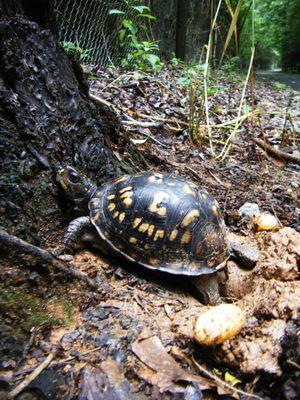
56,164 -> 231,304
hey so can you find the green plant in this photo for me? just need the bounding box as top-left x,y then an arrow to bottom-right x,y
273,81 -> 288,90
108,1 -> 162,71
62,41 -> 94,61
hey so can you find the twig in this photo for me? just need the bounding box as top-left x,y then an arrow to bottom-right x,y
132,131 -> 170,148
8,349 -> 58,399
252,137 -> 300,164
286,360 -> 300,370
14,346 -> 103,378
192,358 -> 264,400
0,229 -> 97,290
134,111 -> 188,127
122,120 -> 162,128
15,327 -> 38,371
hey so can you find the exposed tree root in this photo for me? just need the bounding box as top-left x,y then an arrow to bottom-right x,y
0,229 -> 97,289
252,137 -> 300,164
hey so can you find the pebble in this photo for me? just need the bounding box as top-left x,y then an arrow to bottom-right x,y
194,304 -> 245,346
254,212 -> 279,231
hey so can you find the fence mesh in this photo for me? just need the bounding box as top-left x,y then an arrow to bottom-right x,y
54,0 -> 138,66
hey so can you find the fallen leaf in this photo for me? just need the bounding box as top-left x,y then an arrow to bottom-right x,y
132,335 -> 213,390
225,371 -> 242,387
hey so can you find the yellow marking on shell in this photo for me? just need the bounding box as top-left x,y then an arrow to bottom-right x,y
196,244 -> 203,254
129,251 -> 137,259
189,262 -> 200,270
120,191 -> 133,199
183,184 -> 196,196
119,186 -> 132,194
169,229 -> 178,241
154,229 -> 164,241
91,212 -> 100,223
154,173 -> 163,178
108,203 -> 116,212
113,211 -> 119,219
170,262 -> 182,270
181,230 -> 191,244
129,237 -> 137,244
133,218 -> 142,228
107,194 -> 115,200
115,175 -> 127,184
200,192 -> 207,200
211,205 -> 219,217
148,175 -> 163,184
148,225 -> 155,237
144,244 -> 149,249
148,192 -> 168,216
123,197 -> 133,206
181,209 -> 200,227
149,257 -> 159,266
139,223 -> 149,233
119,212 -> 125,223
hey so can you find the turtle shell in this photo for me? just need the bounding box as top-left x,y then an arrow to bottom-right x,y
89,172 -> 229,276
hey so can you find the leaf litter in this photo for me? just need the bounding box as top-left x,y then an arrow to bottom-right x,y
1,65 -> 299,400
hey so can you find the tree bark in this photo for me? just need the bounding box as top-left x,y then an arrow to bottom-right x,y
175,0 -> 188,60
0,0 -> 124,245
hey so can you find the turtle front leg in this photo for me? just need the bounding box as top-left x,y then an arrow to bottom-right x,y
191,273 -> 222,305
59,216 -> 93,255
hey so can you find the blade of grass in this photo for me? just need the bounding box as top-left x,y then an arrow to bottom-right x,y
203,0 -> 223,158
224,0 -> 239,57
217,46 -> 256,161
219,0 -> 242,67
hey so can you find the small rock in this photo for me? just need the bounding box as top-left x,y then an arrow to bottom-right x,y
230,242 -> 260,269
194,304 -> 245,346
254,212 -> 279,231
59,254 -> 74,262
238,202 -> 260,219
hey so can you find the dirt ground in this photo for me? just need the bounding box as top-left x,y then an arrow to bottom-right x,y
0,66 -> 299,400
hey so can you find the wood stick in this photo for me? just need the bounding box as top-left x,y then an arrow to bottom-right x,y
192,358 -> 264,400
252,137 -> 300,165
8,349 -> 58,399
0,229 -> 97,289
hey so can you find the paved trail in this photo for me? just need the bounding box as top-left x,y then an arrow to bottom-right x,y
256,70 -> 300,91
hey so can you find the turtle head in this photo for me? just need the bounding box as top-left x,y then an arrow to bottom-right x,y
55,163 -> 96,212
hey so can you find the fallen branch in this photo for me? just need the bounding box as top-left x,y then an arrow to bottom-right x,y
122,120 -> 163,128
252,137 -> 300,165
192,358 -> 264,400
0,229 -> 97,290
8,349 -> 58,399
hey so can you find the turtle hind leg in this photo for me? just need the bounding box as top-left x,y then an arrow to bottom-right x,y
59,216 -> 93,255
190,273 -> 222,305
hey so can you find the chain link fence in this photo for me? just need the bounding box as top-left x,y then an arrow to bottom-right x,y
54,0 -> 138,66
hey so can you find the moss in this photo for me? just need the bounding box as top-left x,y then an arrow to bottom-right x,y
0,284 -> 74,331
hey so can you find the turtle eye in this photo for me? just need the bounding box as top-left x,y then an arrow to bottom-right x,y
68,171 -> 80,184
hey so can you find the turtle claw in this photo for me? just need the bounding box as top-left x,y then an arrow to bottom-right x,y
54,246 -> 75,257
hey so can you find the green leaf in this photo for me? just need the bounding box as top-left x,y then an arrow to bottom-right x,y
207,87 -> 217,96
224,372 -> 242,387
132,6 -> 150,13
243,104 -> 251,114
108,9 -> 125,15
137,13 -> 156,20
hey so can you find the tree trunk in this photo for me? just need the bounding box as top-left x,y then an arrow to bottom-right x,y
0,0 -> 124,246
175,0 -> 187,60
